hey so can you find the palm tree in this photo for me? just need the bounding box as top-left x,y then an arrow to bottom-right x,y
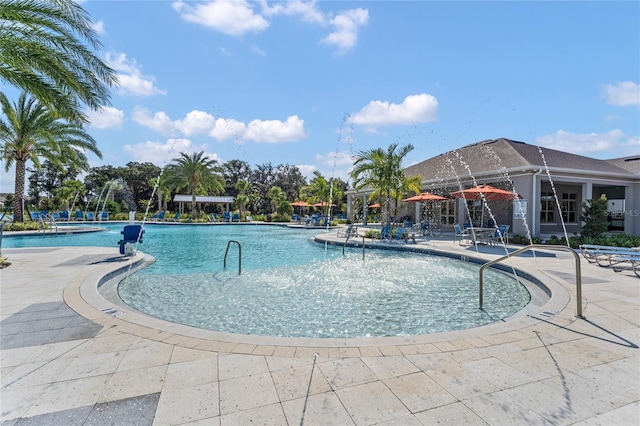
163,151 -> 224,218
350,143 -> 416,226
234,180 -> 250,219
267,186 -> 285,214
0,92 -> 102,222
0,0 -> 117,123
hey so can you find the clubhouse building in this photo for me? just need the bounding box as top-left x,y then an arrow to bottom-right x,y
347,138 -> 640,238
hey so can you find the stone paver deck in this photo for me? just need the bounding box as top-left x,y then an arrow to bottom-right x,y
1,230 -> 638,425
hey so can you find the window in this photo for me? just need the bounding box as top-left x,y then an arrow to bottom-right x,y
540,192 -> 555,223
439,200 -> 456,225
561,193 -> 577,223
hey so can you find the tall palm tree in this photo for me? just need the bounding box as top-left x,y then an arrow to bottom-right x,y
267,186 -> 284,214
0,91 -> 102,221
163,151 -> 224,218
234,180 -> 250,218
0,0 -> 117,123
350,143 -> 416,226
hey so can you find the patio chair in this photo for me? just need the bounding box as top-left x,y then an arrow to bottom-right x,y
86,212 -> 95,221
376,225 -> 392,241
75,211 -> 84,221
453,223 -> 472,245
118,224 -> 144,256
59,210 -> 70,221
489,225 -> 510,246
211,213 -> 219,221
337,224 -> 358,238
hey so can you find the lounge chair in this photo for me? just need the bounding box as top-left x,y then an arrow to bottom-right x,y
100,211 -> 109,221
392,227 -> 406,243
59,210 -> 70,221
118,224 -> 144,256
611,252 -> 640,278
211,213 -> 219,221
169,212 -> 180,222
454,224 -> 472,245
579,244 -> 640,267
245,215 -> 252,222
233,213 -> 240,222
86,212 -> 95,221
75,211 -> 84,221
224,212 -> 231,222
376,225 -> 392,241
29,211 -> 40,221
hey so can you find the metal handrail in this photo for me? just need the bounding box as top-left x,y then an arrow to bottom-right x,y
223,240 -> 242,275
479,244 -> 583,318
343,235 -> 366,260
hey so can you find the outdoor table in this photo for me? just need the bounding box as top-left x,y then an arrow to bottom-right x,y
468,227 -> 494,245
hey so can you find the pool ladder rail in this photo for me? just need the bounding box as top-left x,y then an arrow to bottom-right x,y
479,244 -> 583,318
224,240 -> 242,275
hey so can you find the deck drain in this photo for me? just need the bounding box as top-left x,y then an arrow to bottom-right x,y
538,310 -> 559,318
101,307 -> 125,316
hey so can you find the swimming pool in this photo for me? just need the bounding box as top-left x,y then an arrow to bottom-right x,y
4,223 -> 532,338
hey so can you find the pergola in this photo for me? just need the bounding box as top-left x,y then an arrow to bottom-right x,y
173,195 -> 235,213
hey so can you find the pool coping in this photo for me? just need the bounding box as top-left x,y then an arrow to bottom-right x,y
65,234 -> 577,356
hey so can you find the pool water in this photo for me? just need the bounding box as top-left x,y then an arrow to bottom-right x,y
4,223 -> 531,338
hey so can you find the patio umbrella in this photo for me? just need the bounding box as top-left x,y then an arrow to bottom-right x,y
368,203 -> 381,208
290,200 -> 309,216
403,192 -> 448,222
312,202 -> 336,207
402,192 -> 448,202
449,184 -> 520,227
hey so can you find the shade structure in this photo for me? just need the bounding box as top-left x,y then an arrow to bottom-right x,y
449,184 -> 520,201
403,192 -> 448,202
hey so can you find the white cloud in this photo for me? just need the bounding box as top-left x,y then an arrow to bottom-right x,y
176,110 -> 217,136
604,81 -> 640,106
296,164 -> 317,181
535,129 -> 640,157
123,138 -> 220,166
91,20 -> 106,35
86,106 -> 124,129
348,94 -> 439,126
132,108 -> 307,143
245,115 -> 306,142
172,0 -> 268,36
322,8 -> 369,54
105,52 -> 166,97
132,107 -> 176,135
251,44 -> 266,56
210,118 -> 247,141
174,0 -> 369,54
262,0 -> 326,25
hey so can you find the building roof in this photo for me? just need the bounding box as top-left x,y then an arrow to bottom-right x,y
404,138 -> 637,184
606,156 -> 640,176
173,195 -> 234,203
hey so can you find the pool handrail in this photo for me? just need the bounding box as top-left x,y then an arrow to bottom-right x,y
224,240 -> 242,275
479,244 -> 583,318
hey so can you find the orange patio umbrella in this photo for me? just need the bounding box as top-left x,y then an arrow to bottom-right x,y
449,184 -> 520,201
368,203 -> 381,208
290,200 -> 309,207
402,192 -> 448,202
449,184 -> 521,226
312,201 -> 336,207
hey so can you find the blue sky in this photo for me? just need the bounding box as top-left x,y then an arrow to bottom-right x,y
1,0 -> 639,194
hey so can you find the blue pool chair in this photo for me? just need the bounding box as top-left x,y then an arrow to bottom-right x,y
86,212 -> 95,221
75,211 -> 84,220
59,210 -> 70,221
454,223 -> 472,245
118,224 -> 144,256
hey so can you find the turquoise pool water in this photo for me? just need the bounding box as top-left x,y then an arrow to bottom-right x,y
4,223 -> 530,338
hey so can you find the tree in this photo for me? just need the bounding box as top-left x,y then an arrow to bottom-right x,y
0,92 -> 101,221
268,186 -> 285,214
0,0 -> 117,123
350,143 -> 416,226
222,159 -> 252,197
163,151 -> 224,217
581,195 -> 609,238
234,180 -> 250,218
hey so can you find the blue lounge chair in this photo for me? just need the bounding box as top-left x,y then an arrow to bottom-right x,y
100,211 -> 109,221
224,212 -> 231,222
75,211 -> 84,221
169,212 -> 180,222
392,227 -> 406,243
377,225 -> 391,241
86,212 -> 95,221
233,213 -> 240,222
59,210 -> 70,221
29,211 -> 40,221
118,224 -> 144,256
211,213 -> 219,221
